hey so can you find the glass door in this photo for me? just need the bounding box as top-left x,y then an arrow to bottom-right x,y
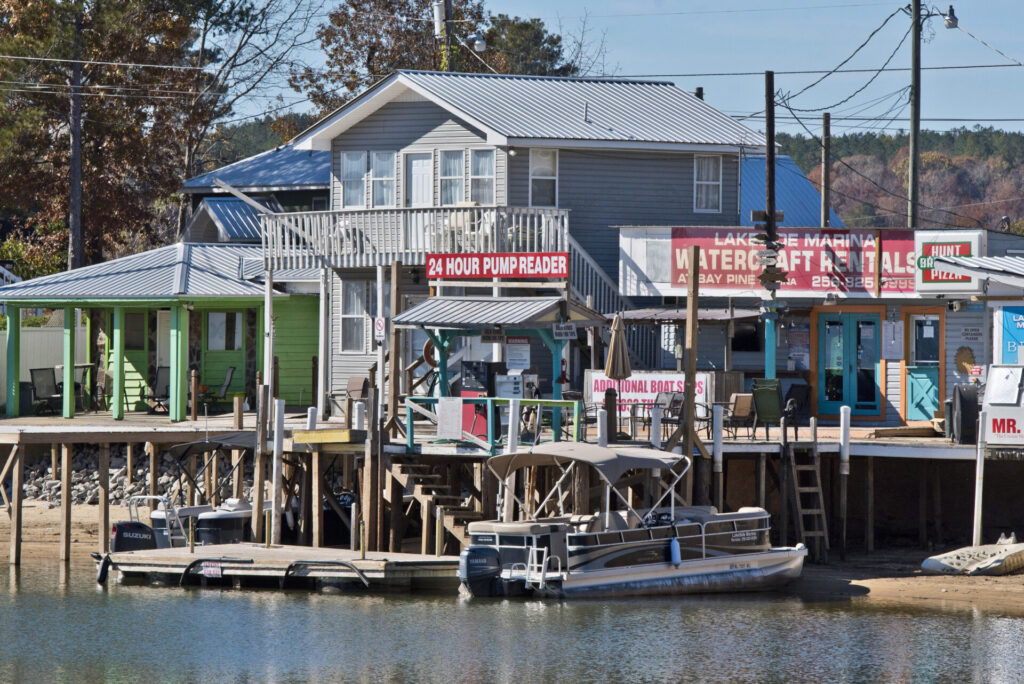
906,315 -> 941,421
817,313 -> 882,416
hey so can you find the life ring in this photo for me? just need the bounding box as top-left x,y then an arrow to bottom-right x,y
422,338 -> 438,368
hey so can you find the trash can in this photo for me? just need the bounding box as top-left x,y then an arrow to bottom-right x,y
943,398 -> 953,440
951,384 -> 979,445
19,381 -> 33,416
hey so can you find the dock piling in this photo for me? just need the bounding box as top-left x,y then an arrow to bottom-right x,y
8,445 -> 23,565
98,443 -> 110,554
839,406 -> 850,560
59,443 -> 72,562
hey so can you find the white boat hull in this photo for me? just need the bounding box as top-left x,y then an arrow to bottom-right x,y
922,543 -> 1024,576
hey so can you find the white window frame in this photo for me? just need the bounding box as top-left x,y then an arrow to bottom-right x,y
528,148 -> 558,208
371,150 -> 397,208
439,149 -> 465,206
339,280 -> 369,354
469,148 -> 495,206
340,151 -> 366,209
693,155 -> 723,213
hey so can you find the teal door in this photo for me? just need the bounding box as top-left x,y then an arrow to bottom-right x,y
818,313 -> 881,416
906,315 -> 940,421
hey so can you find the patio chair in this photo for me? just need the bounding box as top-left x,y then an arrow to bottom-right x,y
147,366 -> 171,414
722,393 -> 754,439
29,368 -> 62,415
751,380 -> 786,440
659,392 -> 686,441
561,390 -> 598,440
199,366 -> 235,411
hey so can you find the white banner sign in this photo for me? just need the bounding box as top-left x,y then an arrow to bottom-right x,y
584,370 -> 711,416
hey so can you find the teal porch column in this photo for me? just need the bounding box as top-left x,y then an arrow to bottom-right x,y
425,330 -> 452,397
169,305 -> 188,421
537,330 -> 566,439
5,306 -> 19,418
111,307 -> 125,420
62,307 -> 76,418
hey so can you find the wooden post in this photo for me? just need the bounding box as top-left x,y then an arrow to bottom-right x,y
932,462 -> 943,546
147,442 -> 158,507
312,449 -> 323,547
918,461 -> 929,548
865,455 -> 875,553
51,444 -> 59,483
186,453 -> 197,506
232,396 -> 244,498
98,444 -> 110,554
9,445 -> 23,565
386,260 -> 402,438
821,112 -> 831,227
210,451 -> 220,506
839,405 -> 850,560
299,454 -> 312,546
362,388 -> 379,551
421,500 -> 434,555
252,384 -> 269,542
684,244 -> 702,504
190,369 -> 198,422
757,453 -> 766,509
60,443 -> 72,562
389,455 -> 402,552
125,443 -> 134,488
779,430 -> 789,547
712,404 -> 724,511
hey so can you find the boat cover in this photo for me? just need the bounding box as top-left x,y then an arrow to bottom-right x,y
165,431 -> 257,459
487,442 -> 688,484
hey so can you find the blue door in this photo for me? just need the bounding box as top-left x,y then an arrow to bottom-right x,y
906,315 -> 940,421
817,313 -> 881,416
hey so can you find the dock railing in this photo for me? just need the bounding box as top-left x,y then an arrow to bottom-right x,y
404,396 -> 585,455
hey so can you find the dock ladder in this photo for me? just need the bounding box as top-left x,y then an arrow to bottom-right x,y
789,419 -> 829,562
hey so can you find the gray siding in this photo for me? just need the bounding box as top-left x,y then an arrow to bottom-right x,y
945,308 -> 989,395
330,99 -> 508,210
508,150 -> 739,281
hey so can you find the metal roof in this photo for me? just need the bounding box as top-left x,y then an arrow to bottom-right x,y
294,71 -> 766,152
608,307 -> 762,324
0,243 -> 272,301
740,155 -> 844,228
393,296 -> 605,330
191,197 -> 268,241
183,146 -> 330,192
935,255 -> 1024,289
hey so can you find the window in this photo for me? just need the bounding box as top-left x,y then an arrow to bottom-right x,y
694,155 -> 722,213
470,149 -> 495,205
207,312 -> 242,351
340,280 -> 369,353
371,151 -> 396,207
440,150 -> 464,206
731,321 -> 762,352
125,312 -> 146,351
341,151 -> 366,208
311,196 -> 329,211
529,149 -> 557,207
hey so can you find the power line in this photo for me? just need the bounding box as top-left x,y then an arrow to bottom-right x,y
569,2 -> 896,20
0,53 -> 203,71
955,25 -> 1024,68
603,62 -> 1024,78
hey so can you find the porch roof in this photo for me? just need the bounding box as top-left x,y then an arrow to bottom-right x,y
935,255 -> 1024,289
607,307 -> 761,324
0,243 -> 277,303
392,296 -> 606,331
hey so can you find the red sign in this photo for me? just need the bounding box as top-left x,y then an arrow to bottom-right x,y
670,227 -> 916,296
918,240 -> 973,284
426,252 -> 568,279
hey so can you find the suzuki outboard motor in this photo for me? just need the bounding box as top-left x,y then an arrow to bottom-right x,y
110,521 -> 157,552
458,546 -> 503,597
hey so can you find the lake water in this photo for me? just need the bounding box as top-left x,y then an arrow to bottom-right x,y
2,559 -> 1023,683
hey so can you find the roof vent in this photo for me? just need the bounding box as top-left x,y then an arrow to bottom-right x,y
583,101 -> 590,123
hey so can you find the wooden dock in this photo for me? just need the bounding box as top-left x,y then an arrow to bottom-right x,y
105,543 -> 459,591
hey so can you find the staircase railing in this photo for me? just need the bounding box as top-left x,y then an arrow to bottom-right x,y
566,235 -> 659,369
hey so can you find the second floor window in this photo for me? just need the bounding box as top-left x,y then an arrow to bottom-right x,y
470,149 -> 495,205
341,151 -> 366,208
694,155 -> 722,213
340,280 -> 368,353
440,150 -> 464,205
529,149 -> 557,207
371,151 -> 396,207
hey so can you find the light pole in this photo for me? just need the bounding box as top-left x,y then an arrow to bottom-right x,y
906,3 -> 958,229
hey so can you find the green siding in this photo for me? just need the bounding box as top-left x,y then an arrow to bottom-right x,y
201,310 -> 247,404
274,296 -> 318,406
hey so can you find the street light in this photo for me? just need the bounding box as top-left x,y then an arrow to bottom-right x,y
905,2 -> 958,229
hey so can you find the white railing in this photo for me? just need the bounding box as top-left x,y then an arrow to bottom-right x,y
566,235 -> 659,369
261,206 -> 569,270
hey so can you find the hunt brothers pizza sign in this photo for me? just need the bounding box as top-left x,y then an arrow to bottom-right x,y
671,227 -> 916,297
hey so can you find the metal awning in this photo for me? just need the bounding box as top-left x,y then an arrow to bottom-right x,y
487,441 -> 687,484
935,255 -> 1024,290
392,296 -> 606,331
607,307 -> 761,324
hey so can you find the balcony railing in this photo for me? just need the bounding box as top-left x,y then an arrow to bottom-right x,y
261,206 -> 568,270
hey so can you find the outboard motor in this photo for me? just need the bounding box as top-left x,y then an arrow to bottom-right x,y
110,521 -> 157,552
458,546 -> 503,597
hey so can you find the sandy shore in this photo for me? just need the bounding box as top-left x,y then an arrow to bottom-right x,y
2,504 -> 1023,613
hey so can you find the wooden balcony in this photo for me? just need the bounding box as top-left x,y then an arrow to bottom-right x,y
260,206 -> 569,270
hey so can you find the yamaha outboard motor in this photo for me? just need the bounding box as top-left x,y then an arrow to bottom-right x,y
110,521 -> 157,552
458,546 -> 503,597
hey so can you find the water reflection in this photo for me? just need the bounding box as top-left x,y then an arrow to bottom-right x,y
1,560 -> 1023,683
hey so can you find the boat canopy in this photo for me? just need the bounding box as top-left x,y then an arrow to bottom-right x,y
166,431 -> 257,459
487,442 -> 688,484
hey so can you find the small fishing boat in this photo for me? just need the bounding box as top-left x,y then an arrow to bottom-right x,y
922,534 -> 1024,576
109,496 -> 271,551
458,442 -> 806,599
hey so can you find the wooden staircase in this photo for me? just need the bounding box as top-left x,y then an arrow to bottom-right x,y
386,461 -> 482,552
789,436 -> 830,563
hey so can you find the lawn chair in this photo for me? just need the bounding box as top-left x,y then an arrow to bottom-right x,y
147,366 -> 171,414
561,390 -> 598,440
199,366 -> 234,411
722,393 -> 755,439
29,368 -> 62,415
659,392 -> 686,441
751,379 -> 792,440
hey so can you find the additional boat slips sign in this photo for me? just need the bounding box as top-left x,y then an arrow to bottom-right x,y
584,370 -> 710,416
669,227 -> 916,297
426,252 -> 569,279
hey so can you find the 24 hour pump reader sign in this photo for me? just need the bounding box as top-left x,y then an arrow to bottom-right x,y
426,252 -> 569,279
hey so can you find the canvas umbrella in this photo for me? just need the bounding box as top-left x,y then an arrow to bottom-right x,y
604,313 -> 632,440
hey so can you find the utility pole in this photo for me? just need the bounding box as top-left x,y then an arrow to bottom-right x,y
440,0 -> 454,72
821,112 -> 831,228
762,70 -> 778,380
68,8 -> 84,270
908,0 -> 921,229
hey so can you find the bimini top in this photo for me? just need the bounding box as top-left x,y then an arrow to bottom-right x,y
392,296 -> 606,331
488,441 -> 689,484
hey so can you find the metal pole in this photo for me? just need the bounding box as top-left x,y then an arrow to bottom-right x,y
972,410 -> 986,546
908,0 -> 921,229
712,405 -> 724,510
264,267 -> 274,398
839,405 -> 851,560
270,398 -> 285,545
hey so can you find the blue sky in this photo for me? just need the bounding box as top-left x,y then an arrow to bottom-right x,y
477,0 -> 1024,136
